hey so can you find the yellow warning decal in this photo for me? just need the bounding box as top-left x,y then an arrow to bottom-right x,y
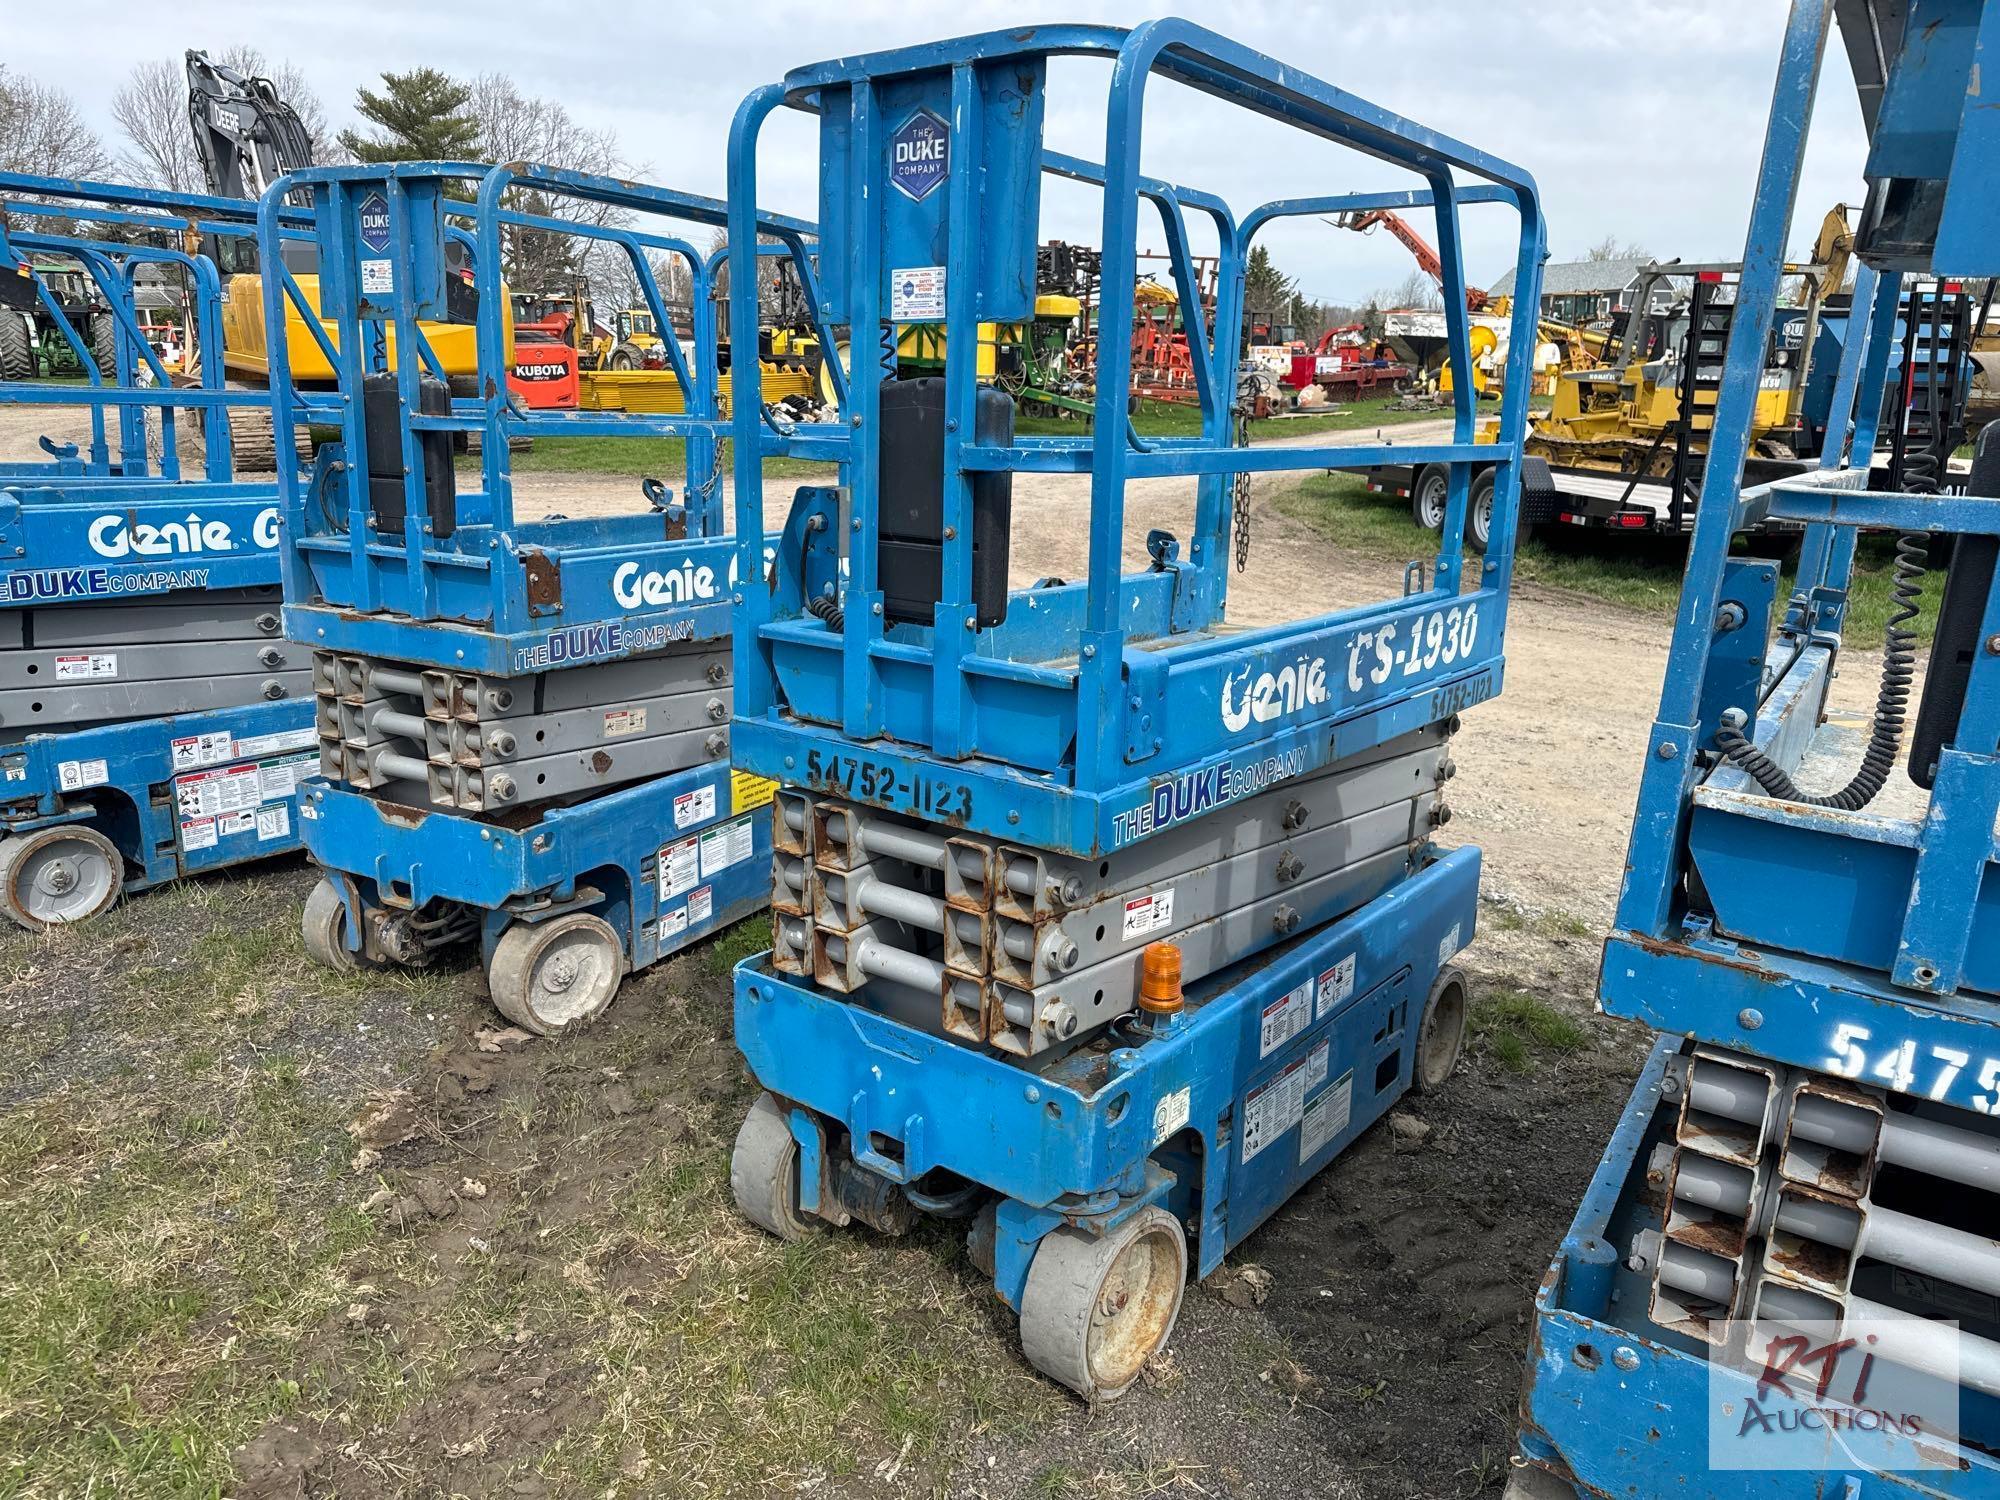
731,770 -> 779,816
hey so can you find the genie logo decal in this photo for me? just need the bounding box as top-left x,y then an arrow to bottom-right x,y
1220,653 -> 1330,734
357,191 -> 391,255
87,507 -> 280,559
611,558 -> 724,611
889,109 -> 950,202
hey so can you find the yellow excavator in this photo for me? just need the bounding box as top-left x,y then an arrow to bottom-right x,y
185,51 -> 505,464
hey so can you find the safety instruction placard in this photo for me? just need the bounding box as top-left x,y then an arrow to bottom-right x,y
1241,1041 -> 1330,1164
1258,979 -> 1313,1058
1315,955 -> 1356,1020
171,731 -> 236,771
1122,888 -> 1175,941
54,653 -> 117,682
603,706 -> 648,739
657,835 -> 699,902
258,753 -> 313,801
180,817 -> 217,852
1300,1070 -> 1355,1163
699,815 -> 755,878
235,727 -> 316,759
175,763 -> 262,820
256,805 -> 290,842
673,785 -> 717,829
689,885 -> 713,925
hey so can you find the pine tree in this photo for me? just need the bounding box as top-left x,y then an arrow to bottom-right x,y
338,69 -> 480,163
1243,245 -> 1297,330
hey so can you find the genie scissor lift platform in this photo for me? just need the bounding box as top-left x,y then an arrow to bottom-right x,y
723,23 -> 1547,1399
0,174 -> 319,928
266,161 -> 815,1031
1509,3 -> 2000,1495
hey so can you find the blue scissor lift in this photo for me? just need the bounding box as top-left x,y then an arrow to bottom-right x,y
0,174 -> 321,928
724,23 -> 1546,1399
266,161 -> 819,1032
1510,3 -> 2000,1495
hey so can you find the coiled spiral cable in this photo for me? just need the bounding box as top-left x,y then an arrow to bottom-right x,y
806,594 -> 846,631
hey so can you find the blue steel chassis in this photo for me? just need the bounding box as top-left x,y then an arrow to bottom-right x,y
722,21 -> 1545,1388
1514,3 -> 2000,1494
261,161 -> 825,994
0,176 -> 323,916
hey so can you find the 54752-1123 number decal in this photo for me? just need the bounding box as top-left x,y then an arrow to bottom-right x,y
1826,1021 -> 2000,1111
1345,600 -> 1480,694
803,747 -> 973,820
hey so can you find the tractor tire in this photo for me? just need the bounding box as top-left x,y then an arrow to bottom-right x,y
609,343 -> 642,371
0,315 -> 31,381
90,313 -> 118,379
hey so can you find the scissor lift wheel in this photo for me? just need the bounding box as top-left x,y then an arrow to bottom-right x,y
301,877 -> 366,973
0,825 -> 121,930
1020,1205 -> 1188,1403
487,912 -> 625,1034
731,1091 -> 820,1241
1414,964 -> 1469,1093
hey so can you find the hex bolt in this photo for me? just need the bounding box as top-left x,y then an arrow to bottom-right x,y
1041,1000 -> 1079,1040
1431,803 -> 1453,827
1280,799 -> 1309,831
1657,741 -> 1679,760
1714,601 -> 1746,633
1275,851 -> 1304,883
943,525 -> 957,541
261,678 -> 284,700
1273,904 -> 1300,935
490,688 -> 515,712
707,662 -> 726,683
707,697 -> 728,721
255,612 -> 280,633
1987,634 -> 2000,655
258,645 -> 285,667
488,773 -> 517,803
705,732 -> 727,756
486,729 -> 517,757
1050,873 -> 1084,909
1440,758 -> 1458,781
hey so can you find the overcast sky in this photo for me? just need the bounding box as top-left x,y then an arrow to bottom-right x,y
11,1 -> 1871,307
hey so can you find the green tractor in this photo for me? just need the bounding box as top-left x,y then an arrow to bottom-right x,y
0,262 -> 118,381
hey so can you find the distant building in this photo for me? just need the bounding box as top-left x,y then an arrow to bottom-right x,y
1488,258 -> 1677,325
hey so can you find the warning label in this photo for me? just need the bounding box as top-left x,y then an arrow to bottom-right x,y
1258,980 -> 1312,1058
1122,888 -> 1175,941
256,805 -> 290,842
175,763 -> 261,820
673,785 -> 717,829
603,706 -> 648,739
258,753 -> 313,801
180,817 -> 217,852
54,653 -> 117,681
657,835 -> 699,901
1241,1042 -> 1330,1164
731,770 -> 778,816
171,731 -> 235,771
1315,955 -> 1356,1019
235,727 -> 315,759
689,885 -> 713,925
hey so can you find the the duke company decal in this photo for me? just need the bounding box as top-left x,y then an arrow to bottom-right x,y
513,617 -> 697,671
1111,749 -> 1311,848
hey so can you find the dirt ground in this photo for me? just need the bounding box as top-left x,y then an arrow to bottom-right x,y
0,405 -> 1900,1498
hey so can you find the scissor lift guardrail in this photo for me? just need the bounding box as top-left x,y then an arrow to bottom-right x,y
722,21 -> 1546,1401
264,160 -> 822,1032
0,174 -> 326,927
1511,3 -> 2000,1495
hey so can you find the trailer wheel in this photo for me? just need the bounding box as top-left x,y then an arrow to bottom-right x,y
0,825 -> 122,930
1467,469 -> 1497,554
1413,965 -> 1469,1094
0,315 -> 32,381
301,876 -> 367,973
731,1091 -> 821,1241
1411,464 -> 1449,532
1020,1205 -> 1187,1402
487,911 -> 625,1034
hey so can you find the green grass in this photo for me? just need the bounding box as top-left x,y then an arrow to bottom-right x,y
487,435 -> 825,481
1279,471 -> 1944,650
1013,393 -> 1436,441
701,916 -> 769,980
1469,989 -> 1591,1074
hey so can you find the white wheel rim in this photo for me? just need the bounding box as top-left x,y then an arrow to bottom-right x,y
14,834 -> 116,924
1421,978 -> 1467,1087
1418,477 -> 1448,528
1084,1222 -> 1183,1389
524,923 -> 620,1027
1474,488 -> 1493,545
